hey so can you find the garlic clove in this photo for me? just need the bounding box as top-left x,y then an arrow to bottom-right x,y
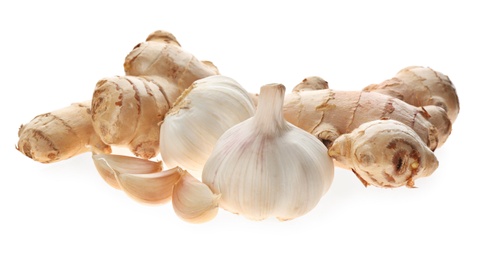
172,171 -> 220,223
92,153 -> 163,189
113,167 -> 183,205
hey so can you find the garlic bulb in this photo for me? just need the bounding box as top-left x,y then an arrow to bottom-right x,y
202,83 -> 334,221
160,75 -> 255,179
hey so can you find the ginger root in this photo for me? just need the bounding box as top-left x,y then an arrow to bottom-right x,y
364,66 -> 459,124
17,30 -> 218,163
91,75 -> 181,159
124,30 -> 219,80
91,30 -> 219,159
328,119 -> 438,188
283,68 -> 456,188
17,101 -> 111,163
283,77 -> 450,150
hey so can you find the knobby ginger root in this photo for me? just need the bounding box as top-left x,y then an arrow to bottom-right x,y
124,30 -> 219,81
283,76 -> 453,188
91,30 -> 219,159
17,101 -> 111,163
283,76 -> 450,150
328,119 -> 438,188
364,66 -> 460,124
91,75 -> 181,159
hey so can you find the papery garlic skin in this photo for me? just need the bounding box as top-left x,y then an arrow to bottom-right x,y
92,153 -> 162,189
202,84 -> 334,221
93,153 -> 182,204
160,75 -> 255,179
172,171 -> 220,223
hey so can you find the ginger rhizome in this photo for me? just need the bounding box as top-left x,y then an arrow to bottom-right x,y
91,30 -> 219,159
17,30 -> 218,163
17,101 -> 111,163
364,66 -> 460,123
328,120 -> 438,188
283,66 -> 457,188
124,30 -> 219,79
91,75 -> 182,159
284,76 -> 451,149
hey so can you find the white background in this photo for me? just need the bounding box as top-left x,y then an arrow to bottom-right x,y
1,1 -> 485,259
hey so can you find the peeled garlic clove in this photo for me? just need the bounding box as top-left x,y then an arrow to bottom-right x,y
202,83 -> 334,221
172,171 -> 220,223
160,75 -> 255,179
328,119 -> 438,188
92,153 -> 163,189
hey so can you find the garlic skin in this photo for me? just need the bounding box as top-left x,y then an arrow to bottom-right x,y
202,83 -> 334,221
92,153 -> 162,189
93,153 -> 181,204
113,167 -> 182,205
160,75 -> 255,179
172,171 -> 220,223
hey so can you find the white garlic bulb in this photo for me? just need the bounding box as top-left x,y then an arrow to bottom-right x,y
160,75 -> 255,179
202,83 -> 334,221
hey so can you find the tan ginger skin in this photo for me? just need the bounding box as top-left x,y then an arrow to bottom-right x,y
283,69 -> 456,188
17,101 -> 111,163
284,76 -> 450,150
124,30 -> 219,81
91,75 -> 183,159
17,30 -> 219,163
91,30 -> 219,159
329,120 -> 438,188
364,66 -> 460,124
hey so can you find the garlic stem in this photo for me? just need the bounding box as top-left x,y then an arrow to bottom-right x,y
253,84 -> 288,135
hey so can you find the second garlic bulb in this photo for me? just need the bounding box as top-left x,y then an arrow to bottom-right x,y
202,83 -> 334,221
160,75 -> 255,179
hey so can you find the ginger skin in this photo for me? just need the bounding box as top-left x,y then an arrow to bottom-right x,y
364,66 -> 460,124
91,75 -> 180,159
17,101 -> 111,163
328,120 -> 438,188
124,30 -> 219,81
283,72 -> 455,188
283,77 -> 450,150
17,30 -> 218,163
91,30 -> 219,159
